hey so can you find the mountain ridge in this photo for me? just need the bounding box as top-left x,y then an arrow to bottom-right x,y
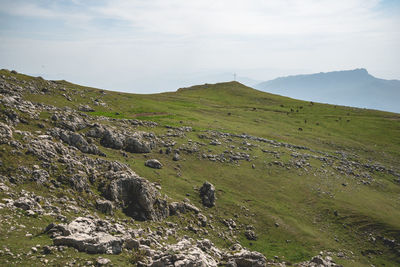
255,69 -> 400,113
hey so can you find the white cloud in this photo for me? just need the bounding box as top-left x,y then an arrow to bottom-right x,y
0,1 -> 91,22
92,0 -> 389,36
0,0 -> 399,92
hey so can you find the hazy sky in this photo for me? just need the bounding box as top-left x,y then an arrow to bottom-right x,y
1,0 -> 399,93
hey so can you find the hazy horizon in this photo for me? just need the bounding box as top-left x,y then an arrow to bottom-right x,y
1,0 -> 400,93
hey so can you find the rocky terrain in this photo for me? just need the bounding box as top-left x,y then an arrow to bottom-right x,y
0,69 -> 399,266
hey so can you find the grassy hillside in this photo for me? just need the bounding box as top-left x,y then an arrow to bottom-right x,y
1,69 -> 400,266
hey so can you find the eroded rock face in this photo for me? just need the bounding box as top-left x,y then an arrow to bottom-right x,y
199,181 -> 216,207
45,217 -> 125,254
105,172 -> 169,221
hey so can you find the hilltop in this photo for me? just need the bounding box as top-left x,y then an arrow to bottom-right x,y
255,69 -> 400,113
0,69 -> 400,266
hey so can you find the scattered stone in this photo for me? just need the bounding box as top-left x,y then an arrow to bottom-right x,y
245,230 -> 257,241
173,153 -> 180,161
96,257 -> 111,266
145,159 -> 163,169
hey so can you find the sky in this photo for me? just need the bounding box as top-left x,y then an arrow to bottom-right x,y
0,0 -> 399,93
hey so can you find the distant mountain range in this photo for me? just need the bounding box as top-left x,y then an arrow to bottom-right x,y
254,69 -> 400,113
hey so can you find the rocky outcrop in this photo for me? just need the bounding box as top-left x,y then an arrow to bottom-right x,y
52,112 -> 90,132
105,171 -> 169,221
138,238 -> 267,267
51,128 -> 104,156
14,196 -> 42,212
199,181 -> 216,207
124,135 -> 152,153
145,159 -> 163,169
100,128 -> 125,150
45,217 -> 126,254
89,126 -> 155,153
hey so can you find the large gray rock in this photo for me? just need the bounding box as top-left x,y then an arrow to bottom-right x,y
105,172 -> 169,221
54,232 -> 123,254
101,129 -> 125,150
199,182 -> 216,207
124,136 -> 151,153
47,217 -> 125,254
145,159 -> 163,169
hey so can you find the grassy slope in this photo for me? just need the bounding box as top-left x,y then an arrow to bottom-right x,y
2,70 -> 400,266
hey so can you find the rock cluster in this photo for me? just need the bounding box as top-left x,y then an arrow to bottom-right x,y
137,238 -> 267,267
87,125 -> 156,153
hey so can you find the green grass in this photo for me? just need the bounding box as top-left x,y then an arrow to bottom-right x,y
1,69 -> 399,266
